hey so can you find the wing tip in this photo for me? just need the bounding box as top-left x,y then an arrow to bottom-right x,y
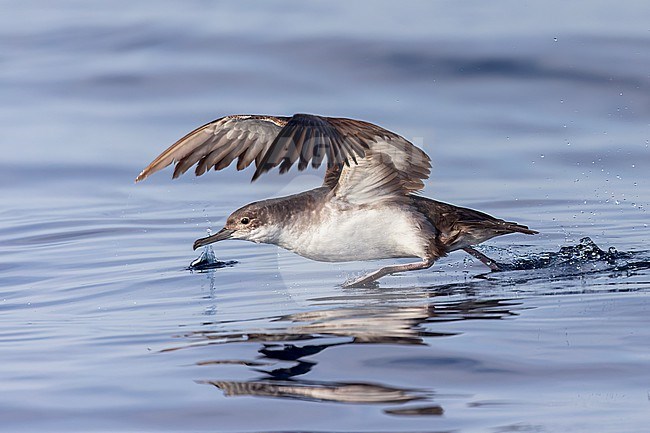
134,170 -> 148,183
250,168 -> 263,182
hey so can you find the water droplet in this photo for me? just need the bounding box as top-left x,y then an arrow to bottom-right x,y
553,37 -> 558,42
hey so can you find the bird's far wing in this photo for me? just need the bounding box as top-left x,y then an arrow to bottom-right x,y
135,115 -> 289,182
365,137 -> 431,192
326,122 -> 432,204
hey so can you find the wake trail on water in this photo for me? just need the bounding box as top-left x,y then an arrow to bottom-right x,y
490,237 -> 650,278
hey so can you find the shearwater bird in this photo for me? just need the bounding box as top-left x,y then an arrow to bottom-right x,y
136,113 -> 537,286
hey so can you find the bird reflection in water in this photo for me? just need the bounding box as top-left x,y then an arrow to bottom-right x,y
198,379 -> 429,405
163,292 -> 521,413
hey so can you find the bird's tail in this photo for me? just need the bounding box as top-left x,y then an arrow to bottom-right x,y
411,196 -> 537,252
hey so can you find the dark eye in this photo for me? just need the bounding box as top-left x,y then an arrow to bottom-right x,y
240,217 -> 250,225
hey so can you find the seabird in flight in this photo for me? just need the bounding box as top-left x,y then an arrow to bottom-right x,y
136,113 -> 537,286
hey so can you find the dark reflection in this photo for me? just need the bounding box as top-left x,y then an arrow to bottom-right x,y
254,360 -> 316,380
260,342 -> 337,360
199,379 -> 428,404
195,359 -> 270,367
384,404 -> 444,416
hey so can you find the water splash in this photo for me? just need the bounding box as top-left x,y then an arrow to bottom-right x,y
497,237 -> 649,276
188,244 -> 237,271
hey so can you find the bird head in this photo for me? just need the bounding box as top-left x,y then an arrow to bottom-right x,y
193,202 -> 277,250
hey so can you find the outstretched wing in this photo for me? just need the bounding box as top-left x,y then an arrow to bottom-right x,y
136,115 -> 288,182
136,113 -> 431,190
137,113 -> 367,182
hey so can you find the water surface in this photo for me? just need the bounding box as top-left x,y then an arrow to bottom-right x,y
1,1 -> 649,432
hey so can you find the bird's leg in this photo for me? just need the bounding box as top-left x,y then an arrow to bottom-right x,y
462,247 -> 500,271
344,259 -> 435,288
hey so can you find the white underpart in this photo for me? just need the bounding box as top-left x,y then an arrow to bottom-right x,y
273,203 -> 430,262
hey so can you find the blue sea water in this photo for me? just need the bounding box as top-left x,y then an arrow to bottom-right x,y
1,1 -> 649,432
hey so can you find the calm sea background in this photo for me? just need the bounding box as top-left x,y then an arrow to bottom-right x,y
1,1 -> 649,432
